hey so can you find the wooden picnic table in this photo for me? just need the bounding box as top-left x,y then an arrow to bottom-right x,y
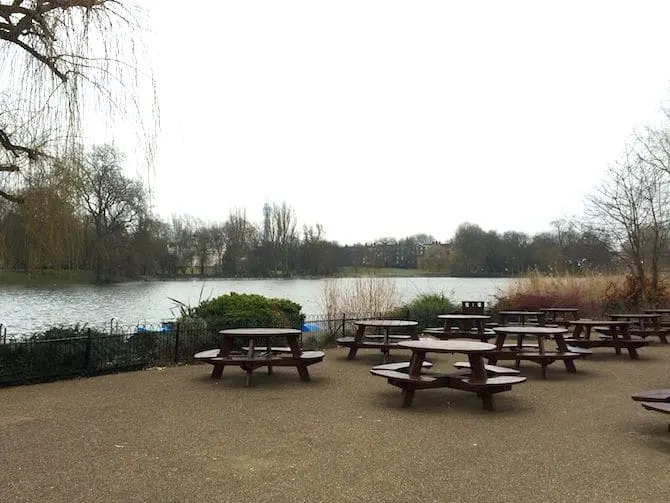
423,314 -> 493,341
337,319 -> 419,363
497,310 -> 546,326
565,319 -> 648,359
487,325 -> 585,379
540,307 -> 580,327
194,328 -> 324,386
609,312 -> 668,344
370,339 -> 526,410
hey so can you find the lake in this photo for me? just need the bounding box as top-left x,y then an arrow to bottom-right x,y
0,277 -> 515,335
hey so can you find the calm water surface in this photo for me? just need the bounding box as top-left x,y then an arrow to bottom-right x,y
0,277 -> 514,335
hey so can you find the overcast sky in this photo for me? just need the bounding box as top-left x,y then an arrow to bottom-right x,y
128,1 -> 670,245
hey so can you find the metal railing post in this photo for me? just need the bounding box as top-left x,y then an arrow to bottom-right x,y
85,328 -> 93,377
174,322 -> 180,365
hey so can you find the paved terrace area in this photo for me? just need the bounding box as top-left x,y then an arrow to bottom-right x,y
1,345 -> 669,503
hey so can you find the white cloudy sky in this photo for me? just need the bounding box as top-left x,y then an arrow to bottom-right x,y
122,1 -> 670,244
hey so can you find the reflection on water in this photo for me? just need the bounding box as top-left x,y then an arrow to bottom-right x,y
0,277 -> 513,335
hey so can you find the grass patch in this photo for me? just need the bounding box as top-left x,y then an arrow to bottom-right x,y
336,267 -> 442,277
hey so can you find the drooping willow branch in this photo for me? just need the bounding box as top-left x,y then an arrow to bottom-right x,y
0,0 -> 152,204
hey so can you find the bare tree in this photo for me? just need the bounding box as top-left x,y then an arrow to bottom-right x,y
76,143 -> 146,279
0,1 -> 155,204
267,202 -> 298,275
585,141 -> 670,305
222,208 -> 258,276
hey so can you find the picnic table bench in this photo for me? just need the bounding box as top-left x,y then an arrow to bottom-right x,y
195,328 -> 324,386
370,340 -> 526,410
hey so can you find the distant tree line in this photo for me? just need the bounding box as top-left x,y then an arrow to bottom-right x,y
0,144 -> 627,281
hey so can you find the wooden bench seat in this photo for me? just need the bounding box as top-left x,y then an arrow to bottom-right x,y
299,351 -> 325,360
502,343 -> 540,350
371,361 -> 433,372
566,345 -> 593,355
631,389 -> 670,402
241,346 -> 292,353
640,401 -> 670,414
487,350 -> 581,378
337,337 -> 394,349
453,361 -> 520,375
369,368 -> 437,384
364,334 -> 412,340
461,375 -> 527,386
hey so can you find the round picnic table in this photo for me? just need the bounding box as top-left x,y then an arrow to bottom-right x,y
378,339 -> 525,410
489,325 -> 585,378
497,310 -> 545,326
607,313 -> 666,344
540,307 -> 580,326
194,328 -> 324,386
424,314 -> 492,341
338,319 -> 419,363
566,319 -> 647,359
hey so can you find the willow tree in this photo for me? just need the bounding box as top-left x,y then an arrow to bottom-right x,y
0,0 -> 155,270
0,0 -> 155,198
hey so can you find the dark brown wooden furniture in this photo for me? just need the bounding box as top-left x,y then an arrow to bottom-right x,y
609,313 -> 668,344
643,308 -> 670,328
631,389 -> 670,402
565,319 -> 648,359
370,339 -> 526,410
488,326 -> 584,379
540,307 -> 579,327
423,314 -> 493,342
461,301 -> 485,315
337,319 -> 419,363
497,310 -> 546,326
194,328 -> 324,386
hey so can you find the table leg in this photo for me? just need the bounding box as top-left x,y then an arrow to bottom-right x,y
555,333 -> 577,373
401,350 -> 425,408
619,325 -> 638,359
382,328 -> 390,364
287,334 -> 311,381
245,338 -> 255,386
211,364 -> 224,379
467,353 -> 487,383
487,333 -> 506,365
537,334 -> 549,378
212,336 -> 232,379
347,325 -> 365,359
266,336 -> 273,375
654,317 -> 668,344
514,334 -> 523,369
477,392 -> 495,412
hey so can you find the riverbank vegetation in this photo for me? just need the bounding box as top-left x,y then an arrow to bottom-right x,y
493,271 -> 670,317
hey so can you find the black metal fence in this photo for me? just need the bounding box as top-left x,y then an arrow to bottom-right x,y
0,313 -> 388,387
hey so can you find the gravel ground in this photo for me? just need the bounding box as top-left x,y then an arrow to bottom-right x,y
1,344 -> 669,503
